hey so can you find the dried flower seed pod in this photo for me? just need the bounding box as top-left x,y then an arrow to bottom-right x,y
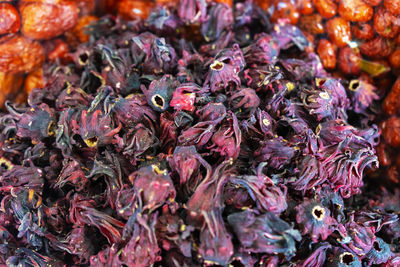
0,35 -> 44,73
313,0 -> 337,18
0,3 -> 20,35
20,1 -> 78,40
326,17 -> 351,48
317,39 -> 337,70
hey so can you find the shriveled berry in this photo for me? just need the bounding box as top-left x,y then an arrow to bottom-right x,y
298,0 -> 314,15
313,0 -> 337,18
45,39 -> 70,62
317,39 -> 337,69
298,14 -> 324,35
0,3 -> 20,35
23,67 -> 44,94
352,23 -> 374,40
389,49 -> 400,68
384,0 -> 400,15
381,116 -> 400,146
117,0 -> 155,20
326,17 -> 351,47
0,71 -> 24,106
270,0 -> 300,25
376,143 -> 391,167
0,35 -> 45,73
374,7 -> 400,38
337,46 -> 361,75
383,77 -> 400,115
362,0 -> 382,6
20,1 -> 78,40
338,0 -> 373,22
360,37 -> 394,58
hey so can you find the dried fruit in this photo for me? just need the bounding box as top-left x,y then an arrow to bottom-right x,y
117,0 -> 155,20
313,0 -> 337,18
317,39 -> 336,69
338,0 -> 373,22
23,67 -> 44,94
360,36 -> 394,59
326,17 -> 351,48
0,35 -> 44,73
72,15 -> 98,43
298,0 -> 314,15
269,0 -> 300,25
383,77 -> 400,115
352,23 -> 375,40
20,1 -> 78,40
373,7 -> 400,38
384,0 -> 400,15
338,47 -> 361,75
298,14 -> 325,35
0,3 -> 20,35
389,48 -> 400,68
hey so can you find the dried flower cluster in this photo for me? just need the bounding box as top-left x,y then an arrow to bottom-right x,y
0,1 -> 396,266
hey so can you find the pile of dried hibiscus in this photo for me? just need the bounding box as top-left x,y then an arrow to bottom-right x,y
0,1 -> 398,266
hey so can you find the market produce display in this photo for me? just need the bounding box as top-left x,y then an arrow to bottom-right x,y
0,0 -> 399,266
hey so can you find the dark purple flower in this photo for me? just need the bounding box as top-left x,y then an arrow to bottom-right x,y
326,247 -> 361,267
366,237 -> 392,265
229,87 -> 260,118
342,214 -> 376,256
243,64 -> 284,92
243,33 -> 279,65
227,209 -> 301,258
295,198 -> 336,242
300,243 -> 331,267
254,137 -> 296,169
347,79 -> 379,114
170,83 -> 203,112
178,0 -> 207,24
141,74 -> 180,112
112,94 -> 156,125
201,2 -> 233,42
271,21 -> 309,51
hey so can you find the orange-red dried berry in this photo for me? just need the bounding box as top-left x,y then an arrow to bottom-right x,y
24,67 -> 44,94
317,39 -> 337,69
383,77 -> 400,115
72,15 -> 98,43
326,17 -> 351,48
0,71 -> 24,103
298,14 -> 324,35
214,0 -> 233,6
117,0 -> 155,20
337,46 -> 361,75
303,31 -> 316,53
376,143 -> 392,167
352,23 -> 374,40
338,0 -> 373,22
269,0 -> 300,25
362,0 -> 382,6
0,3 -> 20,35
313,0 -> 337,18
298,0 -> 314,15
0,35 -> 45,73
360,37 -> 394,58
381,116 -> 400,146
373,7 -> 400,38
384,0 -> 400,15
20,1 -> 78,40
45,39 -> 70,62
389,49 -> 400,68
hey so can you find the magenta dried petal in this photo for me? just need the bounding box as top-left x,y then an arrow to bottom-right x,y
178,0 -> 207,23
344,215 -> 376,256
347,79 -> 379,114
227,209 -> 300,258
229,87 -> 260,118
243,33 -> 279,65
254,137 -> 295,169
89,244 -> 122,267
300,243 -> 331,267
295,198 -> 336,242
271,21 -> 309,51
366,238 -> 392,265
326,247 -> 361,267
112,94 -> 156,125
129,164 -> 176,212
201,2 -> 233,42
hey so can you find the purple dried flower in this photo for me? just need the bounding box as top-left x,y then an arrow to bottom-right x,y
300,243 -> 331,267
254,137 -> 296,169
343,214 -> 376,256
295,198 -> 336,242
178,0 -> 207,24
271,21 -> 309,50
366,237 -> 392,265
201,2 -> 233,42
347,79 -> 379,114
326,247 -> 361,267
227,209 -> 301,258
243,33 -> 279,65
204,44 -> 244,92
141,74 -> 179,112
112,94 -> 156,125
229,87 -> 260,118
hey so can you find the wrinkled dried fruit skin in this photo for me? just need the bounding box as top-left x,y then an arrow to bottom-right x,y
317,39 -> 336,69
298,14 -> 324,35
23,67 -> 44,94
338,0 -> 373,22
0,3 -> 20,35
45,39 -> 70,62
338,47 -> 361,75
313,0 -> 337,18
0,71 -> 24,106
384,0 -> 400,15
117,0 -> 154,20
72,15 -> 98,43
269,0 -> 300,24
326,17 -> 351,48
373,7 -> 400,38
352,23 -> 374,40
0,35 -> 44,73
20,1 -> 78,40
381,117 -> 400,146
383,77 -> 400,115
389,49 -> 400,68
298,0 -> 314,15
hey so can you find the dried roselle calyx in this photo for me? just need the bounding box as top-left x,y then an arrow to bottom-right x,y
299,242 -> 331,267
201,2 -> 233,42
6,247 -> 62,267
129,164 -> 176,212
343,214 -> 376,256
365,238 -> 392,265
271,21 -> 309,50
178,0 -> 207,24
229,87 -> 260,118
147,6 -> 180,33
347,79 -> 379,114
170,83 -> 203,112
141,74 -> 179,112
227,209 -> 300,258
254,137 -> 296,169
177,50 -> 206,84
243,33 -> 279,65
111,94 -> 156,126
295,198 -> 337,242
326,247 -> 361,267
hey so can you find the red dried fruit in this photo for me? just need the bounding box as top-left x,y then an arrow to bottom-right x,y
269,0 -> 300,25
383,77 -> 400,115
298,14 -> 325,35
298,0 -> 314,15
20,1 -> 78,40
376,143 -> 391,167
352,23 -> 374,40
313,0 -> 337,18
317,39 -> 337,69
0,3 -> 20,35
0,35 -> 45,73
117,0 -> 155,20
384,0 -> 400,15
0,71 -> 24,106
389,49 -> 400,68
326,17 -> 351,48
373,7 -> 400,38
381,116 -> 400,146
72,15 -> 98,43
46,39 -> 70,62
337,46 -> 361,75
23,67 -> 44,94
338,0 -> 373,22
362,0 -> 382,6
360,37 -> 394,59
